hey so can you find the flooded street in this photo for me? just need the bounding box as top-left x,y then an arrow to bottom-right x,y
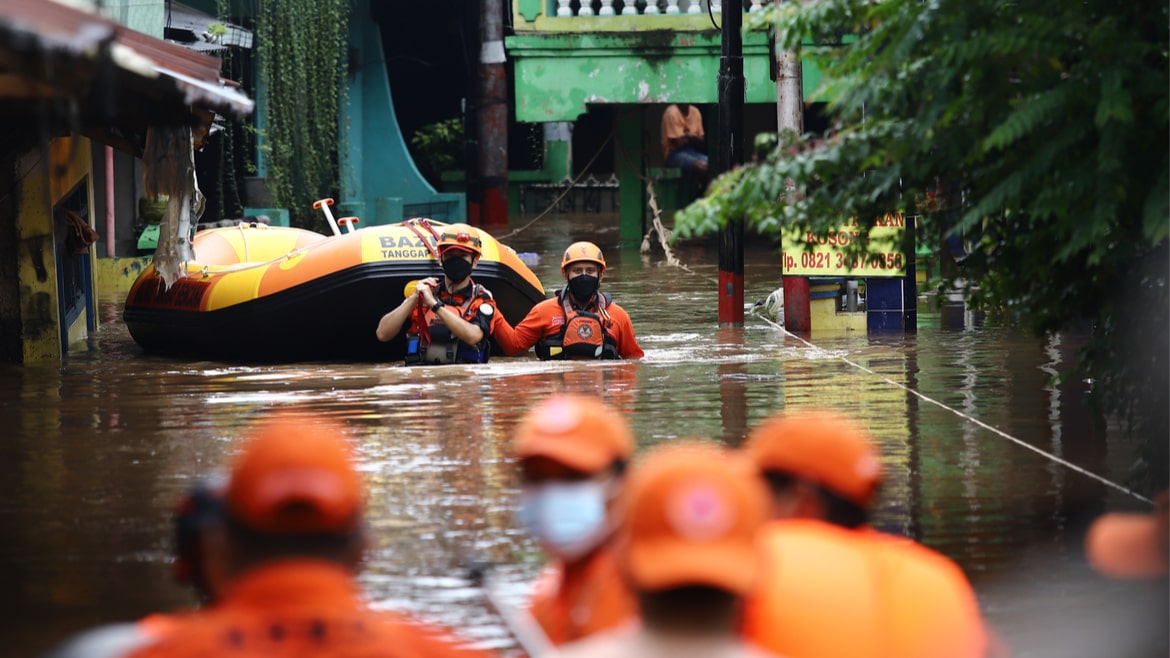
0,214 -> 1165,657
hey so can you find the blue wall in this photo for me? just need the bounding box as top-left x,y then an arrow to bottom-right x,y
340,0 -> 465,225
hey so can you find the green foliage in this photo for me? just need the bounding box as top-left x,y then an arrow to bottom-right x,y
682,0 -> 1169,490
256,0 -> 350,229
410,118 -> 465,187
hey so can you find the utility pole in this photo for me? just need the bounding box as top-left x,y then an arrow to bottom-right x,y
718,4 -> 745,326
775,20 -> 808,330
477,0 -> 508,227
463,0 -> 481,225
775,30 -> 803,142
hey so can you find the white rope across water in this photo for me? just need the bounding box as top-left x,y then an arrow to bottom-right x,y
750,306 -> 1153,504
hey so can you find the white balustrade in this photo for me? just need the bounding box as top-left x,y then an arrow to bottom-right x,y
547,0 -> 766,17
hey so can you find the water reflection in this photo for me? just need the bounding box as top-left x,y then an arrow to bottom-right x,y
0,215 -> 1164,657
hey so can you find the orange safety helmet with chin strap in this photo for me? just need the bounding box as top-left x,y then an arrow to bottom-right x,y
561,241 -> 607,274
437,223 -> 483,256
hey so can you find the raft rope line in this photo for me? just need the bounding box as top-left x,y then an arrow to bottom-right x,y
749,306 -> 1153,504
183,225 -> 330,279
183,218 -> 445,280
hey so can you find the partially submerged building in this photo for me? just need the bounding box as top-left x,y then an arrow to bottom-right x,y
0,0 -> 252,362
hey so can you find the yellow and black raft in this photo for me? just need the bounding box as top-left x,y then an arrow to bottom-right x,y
123,217 -> 544,362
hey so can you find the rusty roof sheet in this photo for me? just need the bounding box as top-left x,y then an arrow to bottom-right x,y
0,0 -> 253,118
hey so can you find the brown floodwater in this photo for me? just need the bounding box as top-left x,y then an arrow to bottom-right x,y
0,213 -> 1165,657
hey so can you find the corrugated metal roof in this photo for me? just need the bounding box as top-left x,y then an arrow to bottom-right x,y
0,0 -> 253,119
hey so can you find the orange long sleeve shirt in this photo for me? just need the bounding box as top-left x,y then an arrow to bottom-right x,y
527,548 -> 638,646
492,295 -> 644,360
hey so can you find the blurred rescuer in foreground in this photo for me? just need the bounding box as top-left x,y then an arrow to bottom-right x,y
1086,488 -> 1169,579
493,241 -> 643,360
376,223 -> 499,364
43,476 -> 229,658
125,413 -> 492,658
557,441 -> 777,658
511,394 -> 638,645
739,410 -> 1003,658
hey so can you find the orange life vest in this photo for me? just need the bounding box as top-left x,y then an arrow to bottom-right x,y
535,291 -> 619,360
406,282 -> 494,365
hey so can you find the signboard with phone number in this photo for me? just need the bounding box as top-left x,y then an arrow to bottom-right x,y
781,213 -> 910,277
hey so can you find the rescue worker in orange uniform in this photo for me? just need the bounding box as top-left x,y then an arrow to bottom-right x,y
493,241 -> 643,360
738,410 -> 1003,658
1086,488 -> 1169,580
511,394 -> 638,645
376,223 -> 499,364
44,476 -> 231,658
557,441 -> 776,658
122,414 -> 491,658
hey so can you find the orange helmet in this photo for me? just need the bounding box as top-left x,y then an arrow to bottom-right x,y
437,224 -> 483,256
561,241 -> 606,273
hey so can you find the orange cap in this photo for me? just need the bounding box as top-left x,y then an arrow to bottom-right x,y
1086,492 -> 1169,579
617,441 -> 768,595
742,410 -> 882,507
512,394 -> 634,473
225,414 -> 364,535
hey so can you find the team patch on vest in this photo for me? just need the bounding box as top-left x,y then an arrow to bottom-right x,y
576,324 -> 594,340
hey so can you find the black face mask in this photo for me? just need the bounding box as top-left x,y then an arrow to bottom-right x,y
567,274 -> 600,302
442,256 -> 473,282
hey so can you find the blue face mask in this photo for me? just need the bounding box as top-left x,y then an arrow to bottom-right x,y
518,480 -> 609,561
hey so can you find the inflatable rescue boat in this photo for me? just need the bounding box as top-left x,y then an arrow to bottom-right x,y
123,217 -> 545,362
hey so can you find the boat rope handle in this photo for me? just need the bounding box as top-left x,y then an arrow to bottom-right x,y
402,219 -> 442,261
750,306 -> 1153,504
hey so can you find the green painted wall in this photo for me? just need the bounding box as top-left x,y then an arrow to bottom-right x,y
507,32 -> 824,122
